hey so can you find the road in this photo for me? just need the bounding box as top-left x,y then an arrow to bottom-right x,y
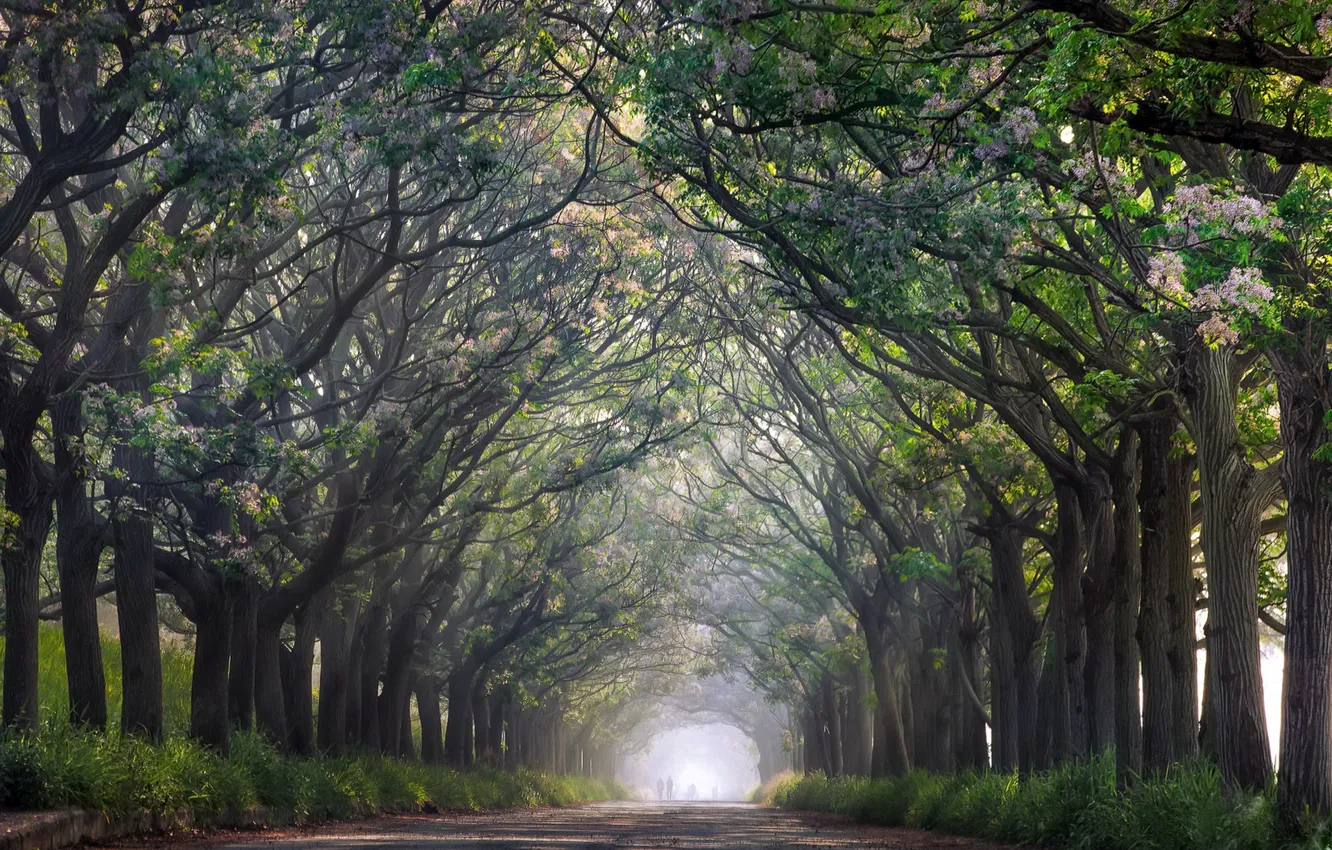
107,802 -> 1011,850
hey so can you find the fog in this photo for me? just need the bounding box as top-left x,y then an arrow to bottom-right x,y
624,723 -> 760,802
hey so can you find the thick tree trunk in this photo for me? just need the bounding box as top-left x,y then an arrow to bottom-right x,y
378,604 -> 426,756
473,686 -> 492,765
418,677 -> 445,764
988,522 -> 1040,773
190,590 -> 235,753
1138,412 -> 1198,770
254,620 -> 288,745
52,395 -> 107,729
1112,433 -> 1143,780
357,604 -> 389,751
869,647 -> 911,777
444,669 -> 475,767
1273,343 -> 1332,820
285,596 -> 324,756
111,458 -> 163,741
1080,467 -> 1118,759
318,600 -> 358,754
1184,343 -> 1271,791
228,579 -> 259,732
843,663 -> 874,775
1,435 -> 52,730
821,673 -> 843,776
1053,479 -> 1089,762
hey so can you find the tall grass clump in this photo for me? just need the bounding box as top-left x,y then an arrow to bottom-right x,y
763,757 -> 1298,850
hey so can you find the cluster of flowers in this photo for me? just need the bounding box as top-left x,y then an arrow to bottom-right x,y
1161,183 -> 1282,245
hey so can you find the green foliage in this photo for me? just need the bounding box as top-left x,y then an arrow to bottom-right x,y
0,626 -> 627,816
766,758 -> 1293,850
0,727 -> 627,816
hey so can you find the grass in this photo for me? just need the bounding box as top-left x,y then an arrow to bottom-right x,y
0,727 -> 628,816
0,622 -> 194,733
0,624 -> 628,816
760,758 -> 1314,850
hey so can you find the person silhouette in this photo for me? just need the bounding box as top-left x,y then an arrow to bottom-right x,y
688,783 -> 697,801
657,778 -> 665,801
666,777 -> 674,801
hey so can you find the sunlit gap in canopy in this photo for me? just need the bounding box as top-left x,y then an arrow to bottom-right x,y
624,723 -> 759,802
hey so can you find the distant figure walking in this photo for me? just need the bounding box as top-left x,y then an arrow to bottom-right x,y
687,783 -> 697,801
657,778 -> 665,801
666,777 -> 674,801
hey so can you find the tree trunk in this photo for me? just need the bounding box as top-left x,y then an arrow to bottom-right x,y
1080,468 -> 1118,759
190,589 -> 235,753
1112,432 -> 1143,781
488,690 -> 505,765
843,663 -> 874,775
473,686 -> 492,765
1184,343 -> 1272,791
228,578 -> 259,732
418,677 -> 445,764
1138,412 -> 1198,771
285,596 -> 324,756
111,444 -> 163,741
869,646 -> 911,777
318,600 -> 359,755
52,395 -> 107,729
1273,342 -> 1332,820
255,619 -> 288,745
988,522 -> 1040,773
821,673 -> 843,776
1053,479 -> 1089,762
444,668 -> 475,767
1,437 -> 52,730
357,604 -> 389,751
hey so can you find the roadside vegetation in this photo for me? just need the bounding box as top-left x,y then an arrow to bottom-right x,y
763,764 -> 1297,850
0,628 -> 626,816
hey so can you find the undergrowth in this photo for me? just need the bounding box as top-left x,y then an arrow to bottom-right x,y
0,625 -> 626,816
0,727 -> 627,815
761,758 -> 1322,850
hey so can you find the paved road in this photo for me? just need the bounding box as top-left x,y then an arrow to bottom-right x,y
123,803 -> 1007,850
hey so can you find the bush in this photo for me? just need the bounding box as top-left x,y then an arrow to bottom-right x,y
763,758 -> 1306,850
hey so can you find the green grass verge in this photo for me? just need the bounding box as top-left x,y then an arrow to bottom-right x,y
0,624 -> 628,817
760,758 -> 1327,850
0,727 -> 628,816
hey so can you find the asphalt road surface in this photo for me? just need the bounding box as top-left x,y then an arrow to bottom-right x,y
99,802 -> 1013,850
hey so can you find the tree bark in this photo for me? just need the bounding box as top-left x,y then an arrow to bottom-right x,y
1,435 -> 52,730
1112,432 -> 1143,780
190,589 -> 235,753
1053,479 -> 1089,762
1138,412 -> 1198,771
444,668 -> 476,767
318,599 -> 359,754
418,677 -> 445,764
1184,343 -> 1272,791
111,441 -> 163,741
254,619 -> 288,745
228,578 -> 259,732
52,394 -> 107,729
1272,341 -> 1332,820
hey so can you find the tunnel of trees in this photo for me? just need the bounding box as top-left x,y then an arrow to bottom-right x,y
3,0 -> 1332,833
